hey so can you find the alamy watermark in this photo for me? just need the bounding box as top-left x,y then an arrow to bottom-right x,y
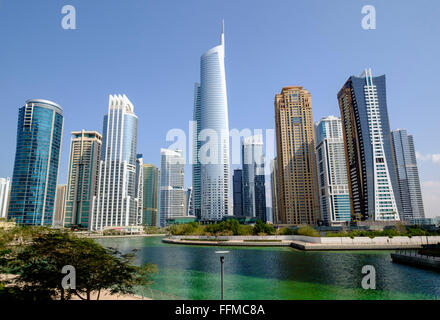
61,265 -> 76,290
164,123 -> 276,173
361,265 -> 376,290
61,5 -> 76,30
361,5 -> 376,30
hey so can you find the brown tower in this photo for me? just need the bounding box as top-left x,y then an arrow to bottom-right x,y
274,86 -> 320,225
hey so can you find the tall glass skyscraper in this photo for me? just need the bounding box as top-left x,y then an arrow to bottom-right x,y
315,116 -> 351,225
391,129 -> 425,220
159,149 -> 185,227
193,21 -> 231,222
142,164 -> 159,226
338,69 -> 401,221
64,130 -> 102,229
192,83 -> 202,220
232,169 -> 243,217
242,135 -> 267,222
8,99 -> 64,225
92,94 -> 141,231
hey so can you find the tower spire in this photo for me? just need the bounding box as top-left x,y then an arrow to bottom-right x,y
220,19 -> 224,46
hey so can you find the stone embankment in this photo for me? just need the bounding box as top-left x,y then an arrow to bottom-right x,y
163,235 -> 440,251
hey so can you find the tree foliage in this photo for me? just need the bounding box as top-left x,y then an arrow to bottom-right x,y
0,228 -> 157,300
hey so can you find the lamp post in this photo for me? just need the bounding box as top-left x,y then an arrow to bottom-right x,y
215,251 -> 229,300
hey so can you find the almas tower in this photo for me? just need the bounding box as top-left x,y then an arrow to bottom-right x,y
193,21 -> 231,222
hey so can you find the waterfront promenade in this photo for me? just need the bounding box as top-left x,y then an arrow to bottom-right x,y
391,251 -> 440,271
163,235 -> 440,251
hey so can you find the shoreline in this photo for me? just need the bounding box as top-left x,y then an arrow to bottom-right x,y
80,233 -> 166,239
163,235 -> 440,251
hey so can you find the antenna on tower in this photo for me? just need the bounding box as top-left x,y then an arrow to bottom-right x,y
220,19 -> 225,46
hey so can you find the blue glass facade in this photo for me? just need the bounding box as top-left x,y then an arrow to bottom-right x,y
92,94 -> 140,230
8,99 -> 63,225
198,23 -> 230,221
338,70 -> 402,221
232,169 -> 243,216
391,130 -> 425,220
242,136 -> 267,222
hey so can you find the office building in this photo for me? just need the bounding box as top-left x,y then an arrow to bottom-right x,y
274,87 -> 320,225
270,158 -> 280,224
64,130 -> 102,229
159,149 -> 185,227
315,116 -> 351,225
242,135 -> 267,222
391,129 -> 425,220
92,94 -> 141,231
8,99 -> 64,225
338,69 -> 401,221
233,169 -> 244,217
193,21 -> 231,222
185,187 -> 193,217
135,154 -> 144,226
142,164 -> 159,226
192,83 -> 202,221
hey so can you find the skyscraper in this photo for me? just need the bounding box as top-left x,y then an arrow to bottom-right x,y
193,21 -> 231,222
192,83 -> 202,220
391,129 -> 425,220
135,154 -> 144,226
92,94 -> 140,231
242,135 -> 267,222
274,87 -> 320,225
338,69 -> 401,221
142,164 -> 159,226
64,130 -> 102,229
315,116 -> 351,226
232,169 -> 243,217
54,185 -> 66,226
0,178 -> 11,219
8,99 -> 64,225
185,187 -> 193,217
159,149 -> 185,227
270,158 -> 280,224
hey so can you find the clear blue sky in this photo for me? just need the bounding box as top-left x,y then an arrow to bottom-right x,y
0,0 -> 439,217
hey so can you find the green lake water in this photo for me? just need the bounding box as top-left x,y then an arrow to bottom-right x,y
95,236 -> 440,300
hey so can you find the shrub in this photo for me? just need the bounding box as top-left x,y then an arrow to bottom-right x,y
294,225 -> 320,237
252,220 -> 275,235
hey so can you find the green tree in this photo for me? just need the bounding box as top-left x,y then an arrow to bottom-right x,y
2,229 -> 157,300
253,219 -> 275,235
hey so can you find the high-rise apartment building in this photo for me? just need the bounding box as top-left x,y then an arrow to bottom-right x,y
54,185 -> 66,226
274,87 -> 319,225
92,94 -> 141,231
142,164 -> 159,226
242,135 -> 267,222
159,149 -> 185,227
391,129 -> 425,220
315,116 -> 351,225
193,21 -> 231,222
64,130 -> 102,229
8,99 -> 64,225
338,69 -> 401,221
232,169 -> 244,217
0,178 -> 11,219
